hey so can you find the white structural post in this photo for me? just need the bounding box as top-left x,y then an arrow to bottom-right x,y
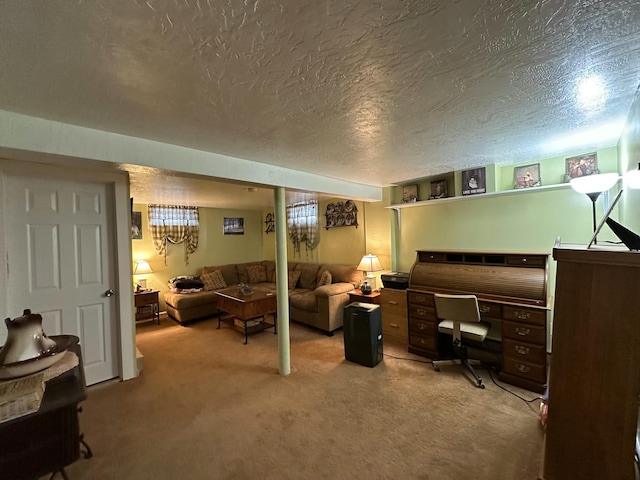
274,187 -> 291,375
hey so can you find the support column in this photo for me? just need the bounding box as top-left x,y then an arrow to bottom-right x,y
274,187 -> 291,375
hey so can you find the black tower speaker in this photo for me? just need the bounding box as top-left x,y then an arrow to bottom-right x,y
343,302 -> 383,367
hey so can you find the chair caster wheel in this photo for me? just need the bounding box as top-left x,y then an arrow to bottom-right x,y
432,363 -> 440,372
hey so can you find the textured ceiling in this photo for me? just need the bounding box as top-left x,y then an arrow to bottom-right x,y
1,1 -> 640,207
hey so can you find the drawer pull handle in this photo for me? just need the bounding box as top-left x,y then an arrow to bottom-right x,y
389,301 -> 398,305
521,258 -> 527,263
418,323 -> 427,330
514,311 -> 531,320
516,364 -> 531,373
390,323 -> 399,328
416,308 -> 426,315
419,338 -> 428,345
416,295 -> 426,302
515,327 -> 531,336
515,345 -> 530,355
479,305 -> 490,314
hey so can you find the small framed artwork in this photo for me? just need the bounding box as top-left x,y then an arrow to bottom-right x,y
430,179 -> 447,199
131,211 -> 142,239
514,163 -> 542,189
264,212 -> 275,234
565,152 -> 598,181
402,185 -> 418,203
223,217 -> 244,235
462,167 -> 486,196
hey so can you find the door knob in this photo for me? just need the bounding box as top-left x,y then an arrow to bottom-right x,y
104,289 -> 115,297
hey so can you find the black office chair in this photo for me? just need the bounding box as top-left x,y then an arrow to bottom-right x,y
432,293 -> 490,388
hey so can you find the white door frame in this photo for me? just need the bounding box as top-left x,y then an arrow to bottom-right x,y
0,159 -> 138,382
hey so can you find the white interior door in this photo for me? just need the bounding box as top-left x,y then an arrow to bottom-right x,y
4,175 -> 118,385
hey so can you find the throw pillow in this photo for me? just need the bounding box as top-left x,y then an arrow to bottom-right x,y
246,264 -> 268,284
317,269 -> 332,287
201,270 -> 227,291
288,270 -> 301,289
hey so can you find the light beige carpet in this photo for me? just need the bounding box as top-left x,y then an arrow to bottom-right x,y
61,315 -> 544,480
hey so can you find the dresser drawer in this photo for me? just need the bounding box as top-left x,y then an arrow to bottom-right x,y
382,313 -> 408,343
502,320 -> 546,345
380,288 -> 408,310
409,331 -> 437,351
503,306 -> 546,326
502,356 -> 546,384
502,338 -> 546,365
407,291 -> 434,307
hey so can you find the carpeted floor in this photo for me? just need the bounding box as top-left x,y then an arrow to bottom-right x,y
60,315 -> 544,480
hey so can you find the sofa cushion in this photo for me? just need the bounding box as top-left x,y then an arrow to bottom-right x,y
202,264 -> 239,286
321,264 -> 360,287
246,263 -> 268,283
164,290 -> 218,309
201,270 -> 227,291
295,263 -> 322,290
288,270 -> 301,289
317,269 -> 332,287
289,290 -> 318,312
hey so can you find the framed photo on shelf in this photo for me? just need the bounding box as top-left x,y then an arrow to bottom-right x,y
430,179 -> 447,199
402,185 -> 418,203
461,167 -> 486,196
565,152 -> 598,181
514,163 -> 541,189
223,217 -> 244,235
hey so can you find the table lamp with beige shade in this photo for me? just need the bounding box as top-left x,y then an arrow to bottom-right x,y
356,254 -> 383,294
133,260 -> 154,292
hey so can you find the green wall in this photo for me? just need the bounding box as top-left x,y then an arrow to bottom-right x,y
132,204 -> 263,310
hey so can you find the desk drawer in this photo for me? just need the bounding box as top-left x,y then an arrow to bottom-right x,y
409,331 -> 437,351
503,338 -> 546,365
502,357 -> 546,384
409,317 -> 437,336
502,320 -> 546,345
408,304 -> 436,320
503,306 -> 546,326
506,255 -> 546,268
407,291 -> 434,307
478,302 -> 502,318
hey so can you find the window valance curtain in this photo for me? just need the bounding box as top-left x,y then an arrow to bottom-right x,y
147,205 -> 199,265
287,200 -> 319,256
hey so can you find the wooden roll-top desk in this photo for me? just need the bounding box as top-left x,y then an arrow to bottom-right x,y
408,250 -> 551,393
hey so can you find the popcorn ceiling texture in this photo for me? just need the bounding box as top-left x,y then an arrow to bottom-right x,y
0,1 -> 639,187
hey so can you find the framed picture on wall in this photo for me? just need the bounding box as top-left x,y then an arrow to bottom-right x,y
430,179 -> 447,199
402,185 -> 418,203
461,167 -> 486,196
131,211 -> 142,239
565,152 -> 598,181
223,217 -> 244,235
514,163 -> 541,189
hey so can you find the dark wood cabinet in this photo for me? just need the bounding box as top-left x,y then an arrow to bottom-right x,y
0,342 -> 89,480
407,250 -> 551,393
135,290 -> 160,324
541,243 -> 640,480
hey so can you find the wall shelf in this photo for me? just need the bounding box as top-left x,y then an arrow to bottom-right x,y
386,183 -> 573,229
386,182 -> 573,210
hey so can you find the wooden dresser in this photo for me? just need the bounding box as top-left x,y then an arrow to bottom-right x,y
407,250 -> 551,393
541,243 -> 640,480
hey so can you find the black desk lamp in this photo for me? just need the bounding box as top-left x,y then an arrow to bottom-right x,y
569,173 -> 619,244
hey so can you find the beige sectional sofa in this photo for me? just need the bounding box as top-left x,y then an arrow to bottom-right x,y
164,260 -> 361,335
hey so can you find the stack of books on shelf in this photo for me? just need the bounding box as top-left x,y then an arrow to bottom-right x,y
0,372 -> 45,423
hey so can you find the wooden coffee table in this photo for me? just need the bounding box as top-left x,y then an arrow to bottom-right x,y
215,287 -> 277,344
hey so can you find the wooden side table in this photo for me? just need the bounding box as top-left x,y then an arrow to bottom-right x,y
134,290 -> 160,324
348,289 -> 381,305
